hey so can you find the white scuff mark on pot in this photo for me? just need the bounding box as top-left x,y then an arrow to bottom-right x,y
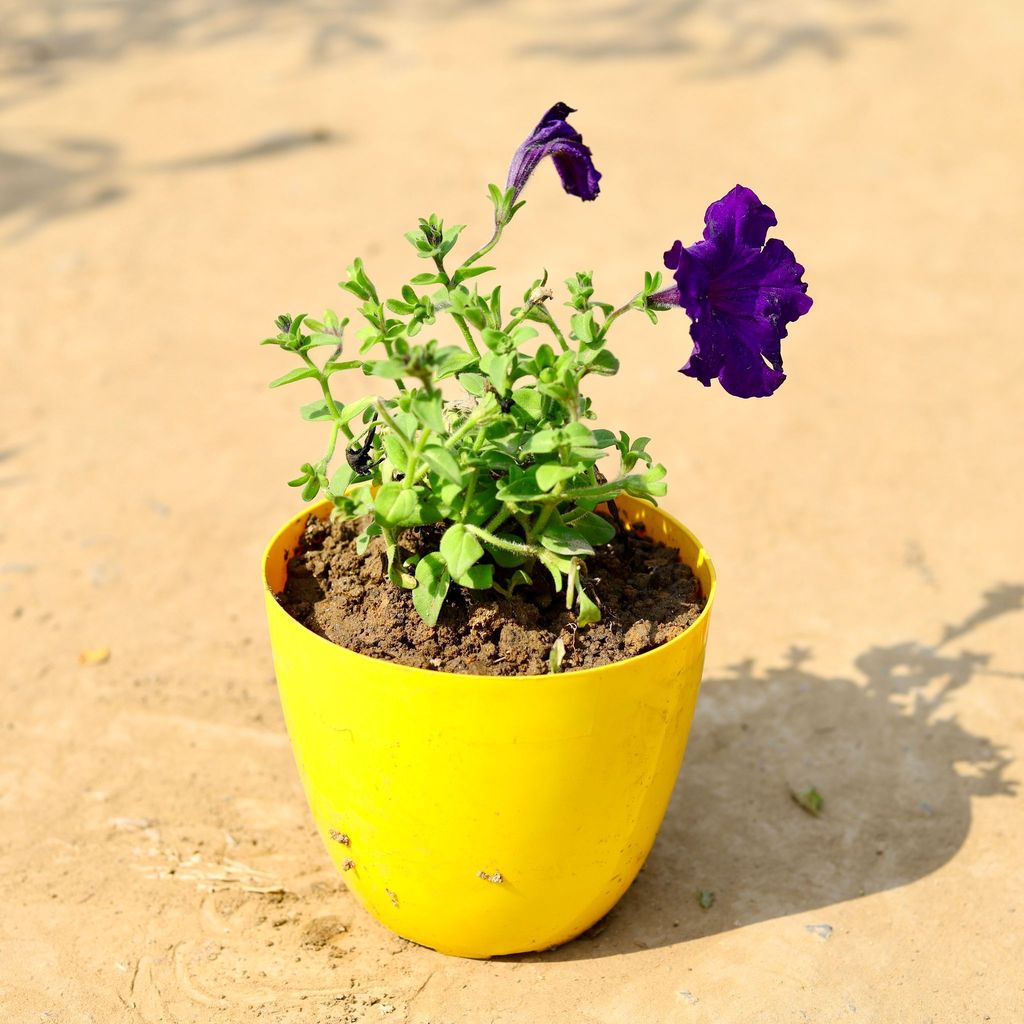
805,923 -> 833,940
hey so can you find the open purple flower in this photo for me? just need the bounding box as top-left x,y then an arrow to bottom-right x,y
506,103 -> 601,203
657,185 -> 812,398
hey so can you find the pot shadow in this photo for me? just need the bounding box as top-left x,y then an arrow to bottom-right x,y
523,582 -> 1023,961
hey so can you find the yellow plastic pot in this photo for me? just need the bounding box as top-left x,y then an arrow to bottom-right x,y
262,495 -> 715,958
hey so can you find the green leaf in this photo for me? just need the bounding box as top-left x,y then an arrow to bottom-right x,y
481,328 -> 511,354
420,446 -> 464,485
576,589 -> 601,628
339,396 -> 374,426
459,372 -> 487,397
571,511 -> 617,547
452,265 -> 495,285
323,359 -> 362,375
454,563 -> 493,589
355,521 -> 382,555
583,349 -> 620,375
301,476 -> 321,502
365,360 -> 406,380
535,463 -> 578,492
374,485 -> 444,528
696,889 -> 716,910
435,349 -> 477,380
440,523 -> 485,580
540,526 -> 594,558
269,367 -> 319,389
410,393 -> 445,433
410,272 -> 444,285
306,331 -> 346,347
548,637 -> 566,675
299,399 -> 334,422
511,388 -> 544,420
791,786 -> 824,817
413,552 -> 450,626
479,350 -> 510,393
383,433 -> 408,473
328,464 -> 355,496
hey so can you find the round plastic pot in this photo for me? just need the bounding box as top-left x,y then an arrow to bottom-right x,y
262,495 -> 715,958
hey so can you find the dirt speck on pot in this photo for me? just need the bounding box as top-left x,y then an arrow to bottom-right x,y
279,513 -> 705,676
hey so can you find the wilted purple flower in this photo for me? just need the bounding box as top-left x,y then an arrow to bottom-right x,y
506,102 -> 601,203
658,185 -> 812,398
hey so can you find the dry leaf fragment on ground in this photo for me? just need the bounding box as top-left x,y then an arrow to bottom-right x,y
79,645 -> 110,666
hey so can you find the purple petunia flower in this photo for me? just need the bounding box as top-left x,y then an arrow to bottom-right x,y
657,185 -> 812,398
506,102 -> 601,203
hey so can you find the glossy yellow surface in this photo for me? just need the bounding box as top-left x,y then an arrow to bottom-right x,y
263,496 -> 715,958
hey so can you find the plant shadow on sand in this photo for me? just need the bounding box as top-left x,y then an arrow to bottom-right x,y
520,583 -> 1023,961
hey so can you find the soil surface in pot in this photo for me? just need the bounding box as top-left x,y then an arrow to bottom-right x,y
278,513 -> 705,675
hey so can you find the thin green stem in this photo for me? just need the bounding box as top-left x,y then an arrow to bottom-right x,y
465,524 -> 539,557
451,312 -> 481,358
533,305 -> 569,352
600,293 -> 642,338
461,224 -> 504,269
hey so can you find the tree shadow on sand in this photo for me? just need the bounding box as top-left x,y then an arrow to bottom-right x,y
529,583 -> 1023,960
517,0 -> 905,77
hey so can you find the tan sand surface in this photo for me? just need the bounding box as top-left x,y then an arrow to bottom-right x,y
2,2 -> 1022,1020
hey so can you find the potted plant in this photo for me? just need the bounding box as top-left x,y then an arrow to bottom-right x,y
261,103 -> 812,957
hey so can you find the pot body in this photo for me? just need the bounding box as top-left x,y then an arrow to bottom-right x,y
263,496 -> 715,957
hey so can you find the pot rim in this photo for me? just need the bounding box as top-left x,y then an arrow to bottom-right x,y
262,496 -> 716,684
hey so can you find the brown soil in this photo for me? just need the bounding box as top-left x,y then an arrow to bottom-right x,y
278,513 -> 705,675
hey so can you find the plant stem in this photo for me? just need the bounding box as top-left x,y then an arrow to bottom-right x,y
533,305 -> 570,352
462,224 -> 504,269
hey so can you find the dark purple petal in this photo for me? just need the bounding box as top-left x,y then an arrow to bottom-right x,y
702,185 -> 777,258
663,185 -> 811,398
506,103 -> 601,202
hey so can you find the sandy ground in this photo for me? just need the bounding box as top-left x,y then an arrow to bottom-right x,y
2,1 -> 1023,1021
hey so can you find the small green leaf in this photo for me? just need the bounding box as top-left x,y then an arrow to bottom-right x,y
411,393 -> 445,433
410,272 -> 444,285
323,359 -> 362,375
454,563 -> 493,589
511,388 -> 544,420
420,446 -> 464,485
452,265 -> 495,285
576,588 -> 601,628
696,890 -> 716,910
540,526 -> 595,558
374,484 -> 422,526
269,367 -> 319,389
339,396 -> 374,426
299,399 -> 334,422
301,476 -> 321,502
365,360 -> 406,380
440,523 -> 485,580
459,372 -> 488,397
383,433 -> 408,473
306,332 -> 345,348
548,637 -> 566,675
328,464 -> 355,496
535,463 -> 578,492
571,511 -> 617,547
791,786 -> 824,817
413,552 -> 450,626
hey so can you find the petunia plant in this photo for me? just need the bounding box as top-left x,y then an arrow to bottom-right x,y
263,103 -> 812,626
